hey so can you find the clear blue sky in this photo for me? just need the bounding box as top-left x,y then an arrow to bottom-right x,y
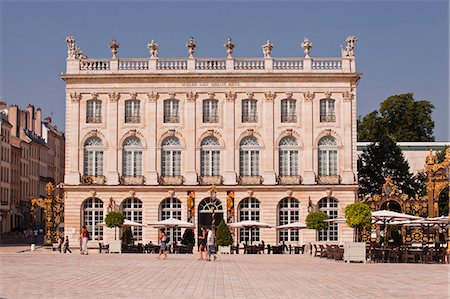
1,1 -> 448,140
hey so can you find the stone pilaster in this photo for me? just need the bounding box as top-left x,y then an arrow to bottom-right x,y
302,91 -> 315,184
224,92 -> 237,185
65,92 -> 81,184
106,93 -> 120,185
262,92 -> 276,185
146,92 -> 159,185
184,92 -> 198,185
341,91 -> 354,184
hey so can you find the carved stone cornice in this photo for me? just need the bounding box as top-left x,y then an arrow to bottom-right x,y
342,91 -> 354,101
69,92 -> 82,102
303,91 -> 315,102
225,91 -> 237,102
264,91 -> 277,102
147,92 -> 159,102
108,92 -> 120,102
186,91 -> 198,102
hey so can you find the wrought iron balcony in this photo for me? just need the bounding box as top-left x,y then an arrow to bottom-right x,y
120,175 -> 145,185
203,115 -> 219,123
198,176 -> 223,185
81,175 -> 106,185
159,175 -> 184,185
125,116 -> 141,123
277,175 -> 302,185
164,116 -> 180,123
316,175 -> 341,185
281,115 -> 297,123
320,115 -> 336,122
86,116 -> 102,123
238,175 -> 263,185
242,115 -> 258,123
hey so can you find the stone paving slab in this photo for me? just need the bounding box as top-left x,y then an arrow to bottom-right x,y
0,252 -> 448,299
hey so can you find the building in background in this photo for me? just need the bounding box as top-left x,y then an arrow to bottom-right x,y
0,102 -> 65,233
62,35 -> 360,246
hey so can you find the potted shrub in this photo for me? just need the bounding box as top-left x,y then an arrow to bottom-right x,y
305,211 -> 329,240
181,228 -> 195,253
344,202 -> 371,263
215,220 -> 233,254
105,211 -> 124,253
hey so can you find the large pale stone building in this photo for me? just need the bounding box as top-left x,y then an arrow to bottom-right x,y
62,36 -> 360,246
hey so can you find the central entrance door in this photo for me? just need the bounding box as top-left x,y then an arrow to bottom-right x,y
198,197 -> 224,238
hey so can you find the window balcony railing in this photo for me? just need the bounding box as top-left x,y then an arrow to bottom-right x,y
86,116 -> 102,123
238,175 -> 263,185
0,199 -> 9,206
315,175 -> 341,185
159,175 -> 184,185
242,115 -> 258,123
320,115 -> 336,122
120,175 -> 145,185
198,175 -> 223,185
281,115 -> 297,123
81,175 -> 106,185
277,175 -> 302,185
125,116 -> 141,123
203,115 -> 219,123
164,116 -> 180,123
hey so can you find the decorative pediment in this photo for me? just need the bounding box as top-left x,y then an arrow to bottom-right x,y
264,91 -> 277,102
186,91 -> 199,101
324,91 -> 332,99
225,91 -> 237,102
91,93 -> 99,100
129,92 -> 138,100
108,92 -> 120,102
303,91 -> 315,101
246,92 -> 254,100
169,92 -> 176,100
207,92 -> 215,100
285,92 -> 293,100
70,92 -> 82,102
147,92 -> 159,102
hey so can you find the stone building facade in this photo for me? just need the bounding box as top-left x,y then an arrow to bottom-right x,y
0,102 -> 65,233
62,36 -> 360,246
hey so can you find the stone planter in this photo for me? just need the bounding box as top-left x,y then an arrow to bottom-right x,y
343,242 -> 366,263
218,245 -> 231,254
109,240 -> 122,254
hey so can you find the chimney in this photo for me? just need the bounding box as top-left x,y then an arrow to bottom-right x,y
35,108 -> 42,136
44,116 -> 52,123
8,105 -> 19,137
27,104 -> 35,132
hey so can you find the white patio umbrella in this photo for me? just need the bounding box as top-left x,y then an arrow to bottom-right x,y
325,218 -> 347,224
371,210 -> 421,242
148,218 -> 195,228
229,220 -> 272,245
276,222 -> 307,245
96,219 -> 145,227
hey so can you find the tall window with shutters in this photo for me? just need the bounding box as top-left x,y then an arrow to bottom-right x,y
122,136 -> 143,176
83,137 -> 104,176
161,137 -> 181,176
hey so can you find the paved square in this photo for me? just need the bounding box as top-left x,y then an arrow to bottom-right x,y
0,250 -> 448,299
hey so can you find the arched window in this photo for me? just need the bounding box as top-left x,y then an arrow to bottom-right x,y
238,197 -> 260,242
161,137 -> 181,176
125,100 -> 141,123
82,198 -> 104,240
242,99 -> 258,123
320,99 -> 335,122
200,137 -> 220,176
240,137 -> 259,176
281,99 -> 297,123
122,137 -> 143,176
318,136 -> 338,176
122,198 -> 143,241
86,99 -> 102,123
318,197 -> 338,241
203,99 -> 219,123
278,197 -> 300,242
279,136 -> 299,176
83,137 -> 104,176
160,197 -> 182,242
163,99 -> 180,123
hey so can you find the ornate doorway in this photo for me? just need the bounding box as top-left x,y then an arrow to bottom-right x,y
198,197 -> 223,237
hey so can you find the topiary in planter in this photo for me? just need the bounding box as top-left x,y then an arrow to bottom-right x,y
345,202 -> 372,241
105,211 -> 124,240
181,228 -> 195,246
305,211 -> 328,231
215,219 -> 233,247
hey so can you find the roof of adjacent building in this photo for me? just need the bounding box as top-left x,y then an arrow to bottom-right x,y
357,142 -> 450,151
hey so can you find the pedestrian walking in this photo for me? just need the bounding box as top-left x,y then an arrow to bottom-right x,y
63,236 -> 72,253
80,225 -> 89,255
157,229 -> 168,260
198,226 -> 207,260
57,237 -> 63,253
206,227 -> 217,261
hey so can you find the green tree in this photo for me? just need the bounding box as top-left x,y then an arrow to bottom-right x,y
105,211 -> 124,240
215,220 -> 233,246
358,134 -> 417,197
358,93 -> 435,142
305,212 -> 328,231
345,203 -> 372,241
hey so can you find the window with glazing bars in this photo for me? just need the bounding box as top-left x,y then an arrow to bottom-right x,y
122,137 -> 143,176
318,197 -> 338,241
242,99 -> 258,123
200,137 -> 220,176
278,198 -> 300,242
203,99 -> 219,123
86,100 -> 102,123
122,198 -> 143,240
318,136 -> 338,176
279,137 -> 299,176
125,100 -> 141,123
239,198 -> 261,242
83,137 -> 103,176
281,99 -> 297,123
163,99 -> 180,123
320,99 -> 336,122
161,137 -> 181,176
